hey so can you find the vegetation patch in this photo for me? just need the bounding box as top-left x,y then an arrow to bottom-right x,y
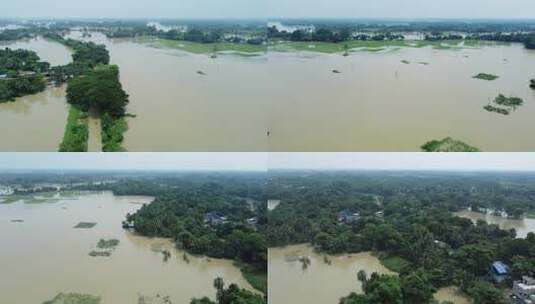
484,94 -> 524,115
73,222 -> 96,229
96,238 -> 119,249
238,263 -> 267,294
530,79 -> 535,89
88,250 -> 111,257
101,114 -> 127,152
42,292 -> 100,304
379,255 -> 410,273
421,137 -> 480,152
0,48 -> 48,102
473,73 -> 499,81
59,106 -> 89,152
401,60 -> 410,64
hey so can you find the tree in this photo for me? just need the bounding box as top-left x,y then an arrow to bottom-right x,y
469,281 -> 508,304
66,65 -> 129,116
401,271 -> 435,304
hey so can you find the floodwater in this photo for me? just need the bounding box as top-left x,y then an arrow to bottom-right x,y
0,191 -> 255,304
434,286 -> 471,304
455,209 -> 535,238
4,33 -> 535,151
267,44 -> 535,151
0,37 -> 71,151
268,244 -> 395,304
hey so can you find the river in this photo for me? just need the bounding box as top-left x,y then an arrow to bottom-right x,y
268,244 -> 395,304
455,209 -> 535,238
0,191 -> 254,304
0,37 -> 71,151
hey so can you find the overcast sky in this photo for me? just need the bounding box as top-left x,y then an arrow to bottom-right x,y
269,153 -> 535,171
2,0 -> 535,19
0,153 -> 535,172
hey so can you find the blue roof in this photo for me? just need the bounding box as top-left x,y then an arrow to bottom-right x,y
492,261 -> 509,275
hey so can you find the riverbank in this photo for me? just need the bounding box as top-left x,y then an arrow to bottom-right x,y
267,39 -> 504,54
59,106 -> 89,152
135,36 -> 266,56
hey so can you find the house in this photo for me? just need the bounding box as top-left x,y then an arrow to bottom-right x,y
204,211 -> 227,226
246,217 -> 258,225
375,211 -> 384,218
490,261 -> 509,283
513,276 -> 535,304
337,209 -> 360,224
0,74 -> 7,79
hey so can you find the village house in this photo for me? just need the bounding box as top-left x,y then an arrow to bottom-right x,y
489,261 -> 509,283
246,217 -> 258,225
204,211 -> 227,226
513,276 -> 535,304
337,209 -> 360,224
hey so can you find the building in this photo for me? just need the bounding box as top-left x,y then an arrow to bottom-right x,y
337,209 -> 360,224
246,217 -> 258,225
490,261 -> 509,283
0,185 -> 14,195
513,276 -> 535,304
204,211 -> 227,226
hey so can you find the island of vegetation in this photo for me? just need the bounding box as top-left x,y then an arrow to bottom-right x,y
0,48 -> 48,102
268,171 -> 535,304
484,94 -> 524,116
421,137 -> 480,152
473,73 -> 499,81
530,79 -> 535,89
42,292 -> 100,304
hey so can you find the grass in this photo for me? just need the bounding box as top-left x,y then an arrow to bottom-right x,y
135,36 -> 266,56
267,39 -> 496,54
421,137 -> 480,152
379,255 -> 410,273
42,293 -> 100,304
101,114 -> 127,152
59,106 -> 88,152
473,73 -> 499,81
238,263 -> 267,295
73,222 -> 96,229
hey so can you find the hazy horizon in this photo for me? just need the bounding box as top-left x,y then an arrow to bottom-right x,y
2,0 -> 535,20
1,153 -> 535,172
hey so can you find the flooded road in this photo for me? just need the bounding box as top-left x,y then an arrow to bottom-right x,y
268,244 -> 395,304
0,191 -> 254,304
0,37 -> 71,151
455,209 -> 535,238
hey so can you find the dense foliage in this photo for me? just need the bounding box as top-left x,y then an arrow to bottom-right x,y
190,278 -> 265,304
66,65 -> 129,117
0,48 -> 48,102
268,171 -> 535,303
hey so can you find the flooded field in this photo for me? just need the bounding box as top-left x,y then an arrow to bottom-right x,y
2,33 -> 535,151
455,209 -> 535,238
434,286 -> 471,304
268,244 -> 395,304
267,43 -> 535,151
0,191 -> 254,304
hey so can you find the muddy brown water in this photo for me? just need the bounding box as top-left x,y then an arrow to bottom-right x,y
2,34 -> 535,151
268,244 -> 395,304
455,209 -> 535,238
0,191 -> 254,304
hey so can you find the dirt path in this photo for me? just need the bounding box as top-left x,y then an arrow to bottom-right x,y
87,108 -> 102,152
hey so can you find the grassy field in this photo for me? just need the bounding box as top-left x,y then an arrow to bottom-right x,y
268,39 -> 506,54
59,106 -> 89,152
379,255 -> 410,273
135,36 -> 267,56
238,263 -> 267,295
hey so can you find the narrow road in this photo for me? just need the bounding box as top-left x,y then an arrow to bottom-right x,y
87,108 -> 102,152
